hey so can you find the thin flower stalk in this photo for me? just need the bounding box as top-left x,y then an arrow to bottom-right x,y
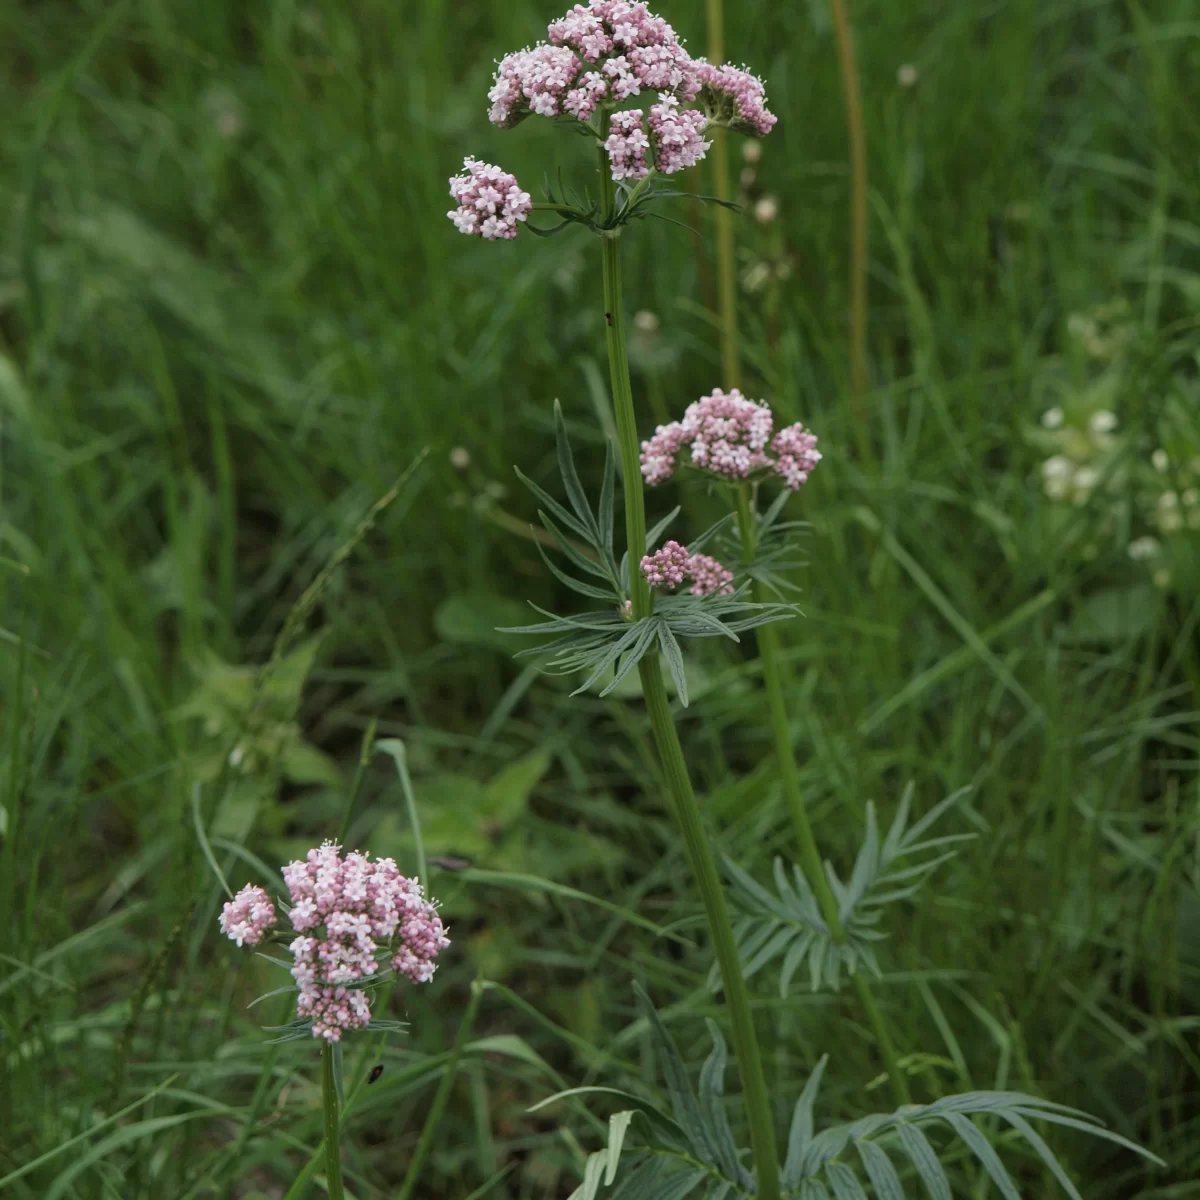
597,127 -> 782,1200
734,483 -> 910,1105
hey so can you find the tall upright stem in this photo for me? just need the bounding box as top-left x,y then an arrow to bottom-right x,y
706,0 -> 741,389
829,0 -> 873,466
597,130 -> 780,1200
735,486 -> 910,1105
320,1042 -> 346,1200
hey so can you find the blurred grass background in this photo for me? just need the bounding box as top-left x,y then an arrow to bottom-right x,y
2,0 -> 1199,1196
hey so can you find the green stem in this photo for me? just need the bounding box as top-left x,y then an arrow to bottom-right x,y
706,0 -> 740,390
597,126 -> 780,1200
637,658 -> 781,1197
598,125 -> 650,622
735,486 -> 910,1106
321,1041 -> 346,1200
397,979 -> 484,1200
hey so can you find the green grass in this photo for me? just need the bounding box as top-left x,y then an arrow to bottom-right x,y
2,0 -> 1199,1195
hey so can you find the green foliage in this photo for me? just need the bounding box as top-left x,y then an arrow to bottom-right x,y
722,788 -> 971,993
545,988 -> 1160,1199
506,402 -> 796,705
3,0 -> 1199,1195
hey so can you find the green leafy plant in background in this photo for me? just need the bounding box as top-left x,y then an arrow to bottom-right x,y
447,2 -> 1162,1196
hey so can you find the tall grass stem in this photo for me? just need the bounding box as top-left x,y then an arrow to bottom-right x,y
829,0 -> 873,465
598,128 -> 780,1200
706,0 -> 741,389
396,978 -> 484,1200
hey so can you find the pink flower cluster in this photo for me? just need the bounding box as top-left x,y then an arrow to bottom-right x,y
640,389 -> 821,490
640,541 -> 735,596
605,109 -> 650,181
447,158 -> 532,240
694,60 -> 777,136
219,843 -> 449,1043
640,539 -> 690,587
490,2 -> 698,128
219,885 -> 276,947
481,3 -> 774,183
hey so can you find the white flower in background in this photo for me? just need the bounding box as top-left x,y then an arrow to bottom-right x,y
897,63 -> 919,88
1088,410 -> 1117,435
1072,465 -> 1100,503
1041,407 -> 1064,430
1151,448 -> 1169,472
1126,536 -> 1159,562
1041,455 -> 1073,499
742,140 -> 762,164
754,195 -> 780,224
1153,567 -> 1172,589
633,310 -> 660,333
1157,491 -> 1182,532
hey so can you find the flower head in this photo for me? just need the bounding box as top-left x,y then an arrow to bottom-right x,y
221,843 -> 449,1043
640,542 -> 735,596
686,553 -> 734,596
219,884 -> 277,947
693,60 -> 776,136
491,2 -> 697,131
640,539 -> 691,588
447,158 -> 532,240
640,389 -> 819,490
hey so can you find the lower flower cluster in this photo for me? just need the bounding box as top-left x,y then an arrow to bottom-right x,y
219,842 -> 449,1042
640,540 -> 734,595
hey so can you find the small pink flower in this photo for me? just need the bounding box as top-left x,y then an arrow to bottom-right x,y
219,884 -> 277,947
447,158 -> 532,241
687,554 -> 735,596
605,109 -> 651,181
641,539 -> 691,588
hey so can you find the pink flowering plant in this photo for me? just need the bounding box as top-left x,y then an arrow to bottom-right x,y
214,839 -> 448,1199
449,4 -> 1158,1197
218,842 -> 448,1043
449,1 -> 775,240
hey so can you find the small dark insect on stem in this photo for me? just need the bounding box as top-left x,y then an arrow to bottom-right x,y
605,311 -> 613,326
368,1065 -> 384,1084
